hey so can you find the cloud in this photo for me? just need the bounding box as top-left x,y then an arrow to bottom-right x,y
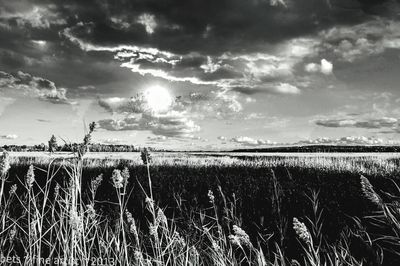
297,136 -> 389,145
63,24 -> 317,95
314,116 -> 399,132
137,13 -> 157,34
98,138 -> 125,145
96,86 -> 247,137
269,0 -> 287,7
274,83 -> 300,94
244,113 -> 266,120
320,59 -> 333,75
78,85 -> 96,91
55,0 -> 390,56
41,88 -> 71,104
147,135 -> 169,141
305,59 -> 333,75
97,117 -> 141,131
147,134 -> 207,143
98,110 -> 200,137
217,136 -> 226,141
177,90 -> 243,119
230,136 -> 277,146
37,119 -> 51,123
0,5 -> 66,29
318,20 -> 400,62
0,134 -> 18,140
0,0 -> 395,106
181,135 -> 208,142
98,96 -> 149,114
0,71 -> 74,104
99,88 -> 243,119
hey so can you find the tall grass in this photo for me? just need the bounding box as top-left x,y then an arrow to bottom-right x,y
8,152 -> 400,177
1,129 -> 400,264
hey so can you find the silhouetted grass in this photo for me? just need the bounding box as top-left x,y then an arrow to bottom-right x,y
1,145 -> 400,265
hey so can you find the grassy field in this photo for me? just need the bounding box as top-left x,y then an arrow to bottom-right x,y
1,148 -> 400,265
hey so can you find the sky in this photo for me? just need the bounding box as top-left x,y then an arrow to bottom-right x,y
1,0 -> 400,150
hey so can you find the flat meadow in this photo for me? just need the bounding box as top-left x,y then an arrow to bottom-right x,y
1,149 -> 400,265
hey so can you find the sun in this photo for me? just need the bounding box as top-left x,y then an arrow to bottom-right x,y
144,85 -> 173,113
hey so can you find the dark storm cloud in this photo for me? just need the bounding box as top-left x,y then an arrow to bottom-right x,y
55,0 -> 395,55
0,0 -> 396,100
0,1 -> 149,96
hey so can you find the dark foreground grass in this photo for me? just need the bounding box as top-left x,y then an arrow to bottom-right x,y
1,153 -> 400,265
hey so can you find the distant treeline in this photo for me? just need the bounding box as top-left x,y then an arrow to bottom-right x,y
231,145 -> 400,153
1,143 -> 146,152
3,144 -> 400,153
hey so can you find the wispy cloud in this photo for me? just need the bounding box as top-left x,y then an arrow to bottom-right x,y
0,134 -> 18,140
37,119 -> 51,123
95,138 -> 126,145
314,116 -> 400,132
244,113 -> 266,120
62,26 -> 316,95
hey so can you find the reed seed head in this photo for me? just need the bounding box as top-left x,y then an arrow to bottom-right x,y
9,225 -> 16,242
9,184 -> 17,195
173,231 -> 186,248
86,204 -> 96,220
121,167 -> 130,185
126,210 -> 139,242
54,183 -> 60,198
70,210 -> 83,234
25,165 -> 35,188
0,151 -> 10,176
293,217 -> 311,244
156,208 -> 168,228
360,175 -> 382,207
208,190 -> 215,204
111,169 -> 124,188
229,225 -> 251,247
149,224 -> 158,237
91,174 -> 103,191
141,148 -> 152,165
134,250 -> 144,262
145,197 -> 154,210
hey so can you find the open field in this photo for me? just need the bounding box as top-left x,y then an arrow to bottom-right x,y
8,151 -> 400,176
1,150 -> 400,265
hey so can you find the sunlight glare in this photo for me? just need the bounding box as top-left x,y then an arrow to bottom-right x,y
144,85 -> 173,113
